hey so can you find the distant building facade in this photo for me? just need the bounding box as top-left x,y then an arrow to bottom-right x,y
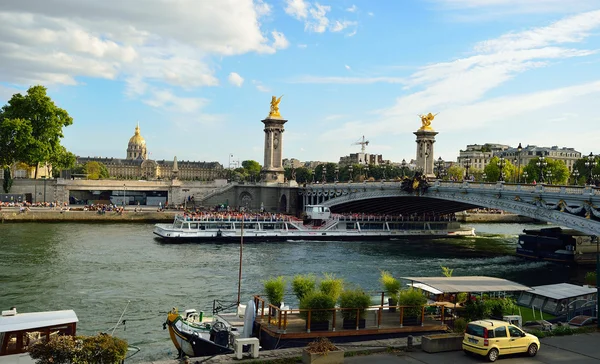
457,144 -> 510,170
499,145 -> 581,172
339,153 -> 385,166
282,158 -> 303,169
76,124 -> 223,180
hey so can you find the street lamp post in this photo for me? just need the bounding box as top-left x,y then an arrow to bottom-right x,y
335,166 -> 339,182
572,169 -> 580,185
482,173 -> 487,182
365,165 -> 369,181
523,171 -> 528,183
322,166 -> 327,183
585,152 -> 596,185
497,157 -> 506,182
536,156 -> 547,183
546,170 -> 553,185
401,159 -> 407,178
348,165 -> 353,183
464,158 -> 471,181
517,142 -> 522,183
436,157 -> 444,179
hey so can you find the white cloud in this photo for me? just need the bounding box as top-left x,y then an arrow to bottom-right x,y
306,3 -> 330,33
252,80 -> 271,93
330,20 -> 357,32
272,31 -> 290,50
228,72 -> 244,87
290,76 -> 404,84
344,65 -> 351,70
346,5 -> 358,13
0,0 -> 285,93
143,89 -> 207,113
433,0 -> 598,13
298,44 -> 308,49
284,0 -> 309,19
284,0 -> 358,34
367,12 -> 374,16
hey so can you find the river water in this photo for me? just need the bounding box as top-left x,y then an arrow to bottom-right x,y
0,222 -> 589,362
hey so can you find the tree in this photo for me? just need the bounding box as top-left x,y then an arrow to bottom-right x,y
294,167 -> 312,183
84,161 -> 109,180
573,155 -> 600,184
523,157 -> 569,184
0,85 -> 73,178
242,160 -> 261,181
446,165 -> 465,181
50,145 -> 76,177
0,117 -> 33,192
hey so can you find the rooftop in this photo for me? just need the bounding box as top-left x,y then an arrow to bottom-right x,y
401,276 -> 531,294
528,283 -> 597,300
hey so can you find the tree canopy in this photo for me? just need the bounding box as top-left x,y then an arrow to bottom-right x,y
522,157 -> 569,185
241,160 -> 261,181
0,85 -> 74,178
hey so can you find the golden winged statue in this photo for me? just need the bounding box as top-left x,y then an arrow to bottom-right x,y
418,112 -> 437,131
268,95 -> 284,118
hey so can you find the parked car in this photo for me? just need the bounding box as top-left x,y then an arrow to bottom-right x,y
462,319 -> 540,362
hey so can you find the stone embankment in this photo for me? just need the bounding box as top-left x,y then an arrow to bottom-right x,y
456,213 -> 538,223
0,208 -> 176,223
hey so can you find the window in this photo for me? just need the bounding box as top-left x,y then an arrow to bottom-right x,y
466,324 -> 486,338
494,327 -> 507,338
508,326 -> 523,337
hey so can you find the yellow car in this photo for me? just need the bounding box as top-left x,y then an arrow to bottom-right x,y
462,319 -> 540,362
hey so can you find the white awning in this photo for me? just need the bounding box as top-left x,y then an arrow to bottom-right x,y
0,310 -> 78,333
528,283 -> 597,300
401,276 -> 531,294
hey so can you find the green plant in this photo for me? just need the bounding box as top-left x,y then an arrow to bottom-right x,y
457,292 -> 468,303
292,274 -> 316,301
397,288 -> 427,317
319,273 -> 344,300
585,271 -> 597,286
441,266 -> 454,277
264,276 -> 286,306
487,298 -> 516,318
339,288 -> 372,320
300,291 -> 336,322
29,333 -> 128,364
453,318 -> 467,333
380,271 -> 401,296
463,297 -> 491,322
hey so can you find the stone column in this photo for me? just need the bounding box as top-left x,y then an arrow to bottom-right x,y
414,129 -> 438,179
261,117 -> 287,183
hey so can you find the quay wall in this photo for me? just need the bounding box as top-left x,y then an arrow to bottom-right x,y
0,210 -> 176,223
456,213 -> 539,223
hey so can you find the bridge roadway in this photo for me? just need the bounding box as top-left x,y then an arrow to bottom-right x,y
300,181 -> 600,236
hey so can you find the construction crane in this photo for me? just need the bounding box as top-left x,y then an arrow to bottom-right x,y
351,136 -> 369,153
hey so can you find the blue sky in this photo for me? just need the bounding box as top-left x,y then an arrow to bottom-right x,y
1,0 -> 600,167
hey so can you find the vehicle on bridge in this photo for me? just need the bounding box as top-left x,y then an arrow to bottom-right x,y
153,205 -> 475,242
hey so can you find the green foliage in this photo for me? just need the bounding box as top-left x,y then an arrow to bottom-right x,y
585,271 -> 597,286
293,167 -> 312,183
338,288 -> 372,320
242,160 -> 261,181
299,291 -> 336,322
529,325 -> 596,339
487,298 -> 516,318
380,271 -> 401,296
84,161 -> 110,180
453,318 -> 467,333
397,288 -> 427,317
292,274 -> 316,301
463,297 -> 491,322
263,276 -> 286,306
456,292 -> 468,303
3,168 -> 12,193
483,156 -> 518,182
319,273 -> 344,301
0,117 -> 33,168
29,333 -> 128,364
0,85 -> 74,178
446,165 -> 464,181
441,266 -> 453,277
50,145 -> 76,177
522,157 -> 570,184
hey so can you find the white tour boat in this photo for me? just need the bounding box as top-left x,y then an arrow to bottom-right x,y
153,205 -> 475,242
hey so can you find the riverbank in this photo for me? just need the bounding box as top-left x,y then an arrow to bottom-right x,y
0,209 -> 537,224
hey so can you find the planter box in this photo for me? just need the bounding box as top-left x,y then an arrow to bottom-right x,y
421,333 -> 464,353
342,318 -> 366,330
306,320 -> 329,332
388,298 -> 397,313
302,348 -> 344,364
402,316 -> 421,326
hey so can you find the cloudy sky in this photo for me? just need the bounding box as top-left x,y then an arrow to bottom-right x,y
1,0 -> 599,167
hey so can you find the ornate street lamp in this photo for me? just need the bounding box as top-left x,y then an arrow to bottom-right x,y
546,170 -> 553,185
436,157 -> 444,179
335,165 -> 339,182
348,165 -> 353,182
312,170 -> 315,184
464,158 -> 471,181
482,172 -> 487,182
585,152 -> 596,185
517,142 -> 522,183
497,157 -> 506,182
365,165 -> 369,181
322,166 -> 327,183
571,169 -> 579,185
401,159 -> 407,178
382,165 -> 387,182
536,156 -> 547,183
523,171 -> 528,183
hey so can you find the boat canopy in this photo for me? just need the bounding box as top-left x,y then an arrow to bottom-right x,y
401,276 -> 531,294
526,283 -> 597,300
407,283 -> 443,295
0,310 -> 78,333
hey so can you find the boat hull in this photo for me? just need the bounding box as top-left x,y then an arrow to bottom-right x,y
165,311 -> 234,357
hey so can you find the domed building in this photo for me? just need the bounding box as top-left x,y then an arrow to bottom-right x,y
76,123 -> 223,180
127,123 -> 147,160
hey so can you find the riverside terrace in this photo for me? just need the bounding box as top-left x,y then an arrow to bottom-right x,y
246,277 -> 531,350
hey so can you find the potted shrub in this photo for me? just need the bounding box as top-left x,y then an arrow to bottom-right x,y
319,273 -> 344,301
300,291 -> 336,331
339,288 -> 372,329
380,271 -> 401,312
264,276 -> 286,315
397,288 -> 427,325
302,337 -> 344,364
292,274 -> 317,301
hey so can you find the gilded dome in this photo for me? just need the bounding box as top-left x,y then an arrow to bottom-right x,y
128,124 -> 146,146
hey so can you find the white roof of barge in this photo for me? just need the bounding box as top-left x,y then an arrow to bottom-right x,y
401,276 -> 531,294
527,283 -> 597,300
0,310 -> 78,333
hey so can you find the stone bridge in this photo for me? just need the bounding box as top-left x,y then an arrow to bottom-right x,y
300,181 -> 600,236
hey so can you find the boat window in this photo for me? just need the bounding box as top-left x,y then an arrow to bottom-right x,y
346,223 -> 357,229
189,223 -> 198,229
262,223 -> 275,230
22,330 -> 45,351
4,332 -> 18,354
